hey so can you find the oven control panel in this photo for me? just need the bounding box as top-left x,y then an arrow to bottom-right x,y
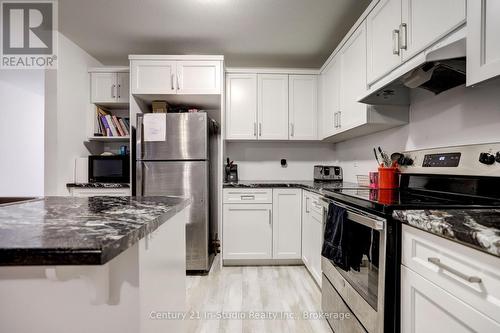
422,152 -> 461,167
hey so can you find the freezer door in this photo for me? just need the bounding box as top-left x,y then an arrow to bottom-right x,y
137,161 -> 209,270
137,113 -> 208,161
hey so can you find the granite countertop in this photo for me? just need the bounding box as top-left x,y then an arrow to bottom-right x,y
0,196 -> 190,266
223,180 -> 361,195
66,183 -> 130,188
393,209 -> 500,258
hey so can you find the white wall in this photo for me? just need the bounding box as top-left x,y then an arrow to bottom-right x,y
0,70 -> 45,196
225,142 -> 336,180
44,33 -> 102,195
333,84 -> 500,182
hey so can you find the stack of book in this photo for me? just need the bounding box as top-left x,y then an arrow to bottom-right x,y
96,107 -> 130,137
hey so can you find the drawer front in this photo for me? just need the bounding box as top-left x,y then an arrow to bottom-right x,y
223,189 -> 272,204
322,274 -> 367,333
402,225 -> 500,323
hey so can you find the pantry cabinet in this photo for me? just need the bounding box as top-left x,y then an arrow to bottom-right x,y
130,59 -> 221,95
91,71 -> 130,104
401,0 -> 466,61
289,75 -> 318,140
225,74 -> 258,140
257,74 -> 289,140
467,0 -> 500,86
272,189 -> 302,260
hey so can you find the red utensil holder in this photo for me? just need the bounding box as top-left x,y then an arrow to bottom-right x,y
378,167 -> 399,189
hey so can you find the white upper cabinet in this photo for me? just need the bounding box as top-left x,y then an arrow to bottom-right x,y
366,0 -> 403,85
131,60 -> 176,94
272,189 -> 302,260
130,58 -> 222,95
91,73 -> 117,103
289,75 -> 318,140
401,0 -> 466,61
467,0 -> 500,86
91,71 -> 130,104
339,21 -> 368,131
225,74 -> 258,140
320,56 -> 341,139
116,72 -> 130,103
258,74 -> 289,140
176,61 -> 221,94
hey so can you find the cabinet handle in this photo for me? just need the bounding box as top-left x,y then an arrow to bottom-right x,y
117,84 -> 121,98
253,122 -> 257,137
259,123 -> 262,137
171,74 -> 175,90
240,195 -> 255,200
306,197 -> 310,213
399,23 -> 407,50
290,123 -> 295,137
176,74 -> 180,90
428,257 -> 482,283
269,209 -> 272,225
334,112 -> 337,128
338,111 -> 341,128
111,84 -> 116,98
392,29 -> 400,55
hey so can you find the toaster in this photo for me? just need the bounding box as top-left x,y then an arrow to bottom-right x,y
314,165 -> 343,181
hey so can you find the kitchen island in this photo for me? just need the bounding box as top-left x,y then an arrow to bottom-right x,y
0,196 -> 189,333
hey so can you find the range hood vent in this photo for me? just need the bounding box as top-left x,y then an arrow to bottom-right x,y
360,29 -> 466,105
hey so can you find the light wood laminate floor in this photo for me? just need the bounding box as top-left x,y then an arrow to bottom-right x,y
186,257 -> 332,333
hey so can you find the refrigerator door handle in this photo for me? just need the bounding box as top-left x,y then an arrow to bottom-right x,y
136,115 -> 143,161
136,161 -> 143,196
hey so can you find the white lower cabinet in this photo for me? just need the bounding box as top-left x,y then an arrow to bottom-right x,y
223,203 -> 273,260
401,225 -> 500,332
301,190 -> 324,286
223,188 -> 302,262
272,189 -> 302,259
401,266 -> 500,333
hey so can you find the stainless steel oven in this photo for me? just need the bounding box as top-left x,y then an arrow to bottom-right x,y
320,198 -> 386,333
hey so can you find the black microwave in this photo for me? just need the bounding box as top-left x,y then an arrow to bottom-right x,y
88,155 -> 129,183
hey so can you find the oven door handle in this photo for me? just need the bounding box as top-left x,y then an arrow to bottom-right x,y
320,198 -> 385,231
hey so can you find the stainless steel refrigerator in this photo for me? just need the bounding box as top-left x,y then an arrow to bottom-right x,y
136,112 -> 218,272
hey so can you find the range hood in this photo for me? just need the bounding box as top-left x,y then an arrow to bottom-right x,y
360,28 -> 466,105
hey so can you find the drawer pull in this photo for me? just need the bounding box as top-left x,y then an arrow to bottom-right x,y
428,257 -> 482,283
240,195 -> 255,200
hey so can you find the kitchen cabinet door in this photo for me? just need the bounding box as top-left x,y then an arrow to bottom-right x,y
320,56 -> 341,139
225,74 -> 258,140
366,0 -> 402,85
401,266 -> 500,333
289,75 -> 318,140
467,0 -> 500,86
309,206 -> 323,286
176,61 -> 221,94
401,0 -> 466,61
257,74 -> 289,140
130,60 -> 176,94
339,21 -> 368,131
302,192 -> 312,271
223,203 -> 272,260
116,72 -> 130,103
91,73 -> 117,103
272,189 -> 302,260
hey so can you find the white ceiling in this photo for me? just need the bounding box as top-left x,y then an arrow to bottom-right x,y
59,0 -> 371,68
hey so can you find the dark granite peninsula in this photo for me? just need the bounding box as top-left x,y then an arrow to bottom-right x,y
393,209 -> 500,258
0,196 -> 190,265
0,196 -> 189,333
